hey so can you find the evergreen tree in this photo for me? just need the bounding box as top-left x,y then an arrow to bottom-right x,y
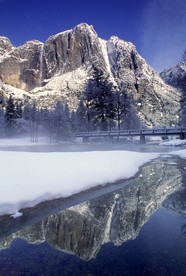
23,100 -> 31,121
180,96 -> 186,127
84,67 -> 115,131
52,101 -> 63,142
70,110 -> 76,133
75,99 -> 90,131
120,92 -> 141,130
4,95 -> 16,137
15,102 -> 23,119
113,89 -> 128,130
180,50 -> 186,64
40,107 -> 52,140
0,107 -> 4,138
29,101 -> 39,142
64,103 -> 71,132
51,101 -> 72,142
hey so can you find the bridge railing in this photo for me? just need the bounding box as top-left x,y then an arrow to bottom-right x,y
74,127 -> 186,138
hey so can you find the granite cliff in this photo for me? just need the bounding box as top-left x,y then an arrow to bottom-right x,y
0,23 -> 181,127
161,61 -> 186,125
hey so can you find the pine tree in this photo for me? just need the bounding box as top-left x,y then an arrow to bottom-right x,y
120,92 -> 141,130
40,107 -> 52,140
75,99 -> 90,131
84,67 -> 115,131
15,102 -> 23,119
23,100 -> 31,121
70,110 -> 76,133
180,50 -> 186,64
52,101 -> 63,142
29,101 -> 39,142
0,107 -> 4,138
4,95 -> 16,137
64,103 -> 72,137
51,101 -> 72,143
113,89 -> 128,131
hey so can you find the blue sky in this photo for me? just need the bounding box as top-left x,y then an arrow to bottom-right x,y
0,0 -> 185,71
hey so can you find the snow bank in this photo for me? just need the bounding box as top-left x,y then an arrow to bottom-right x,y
0,151 -> 159,216
171,149 -> 186,158
159,139 -> 186,147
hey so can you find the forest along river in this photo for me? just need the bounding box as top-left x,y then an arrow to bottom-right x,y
0,145 -> 186,275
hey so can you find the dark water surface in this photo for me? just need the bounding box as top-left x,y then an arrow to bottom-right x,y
0,207 -> 186,276
0,145 -> 186,275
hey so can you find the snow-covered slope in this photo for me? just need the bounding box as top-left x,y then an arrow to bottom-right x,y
161,62 -> 186,89
0,80 -> 30,105
107,36 -> 180,127
161,61 -> 186,125
0,23 -> 181,126
31,67 -> 89,109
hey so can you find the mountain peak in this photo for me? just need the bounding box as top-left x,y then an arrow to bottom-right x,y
47,23 -> 97,43
0,23 -> 181,127
109,35 -> 135,50
74,22 -> 96,33
0,36 -> 13,54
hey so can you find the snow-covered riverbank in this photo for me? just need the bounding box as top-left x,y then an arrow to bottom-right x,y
0,150 -> 159,217
1,135 -> 186,218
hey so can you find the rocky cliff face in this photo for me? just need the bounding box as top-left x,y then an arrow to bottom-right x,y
42,24 -> 108,79
0,38 -> 43,90
0,23 -> 181,126
0,24 -> 109,92
0,37 -> 13,55
107,36 -> 180,126
161,62 -> 186,125
161,62 -> 186,92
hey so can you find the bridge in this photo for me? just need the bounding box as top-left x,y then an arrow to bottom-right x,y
74,127 -> 186,143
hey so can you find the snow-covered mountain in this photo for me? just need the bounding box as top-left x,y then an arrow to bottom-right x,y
161,62 -> 186,92
0,23 -> 181,127
161,61 -> 186,125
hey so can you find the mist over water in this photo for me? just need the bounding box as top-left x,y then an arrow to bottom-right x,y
0,134 -> 177,153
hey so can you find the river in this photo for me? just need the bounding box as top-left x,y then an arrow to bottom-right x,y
0,143 -> 186,275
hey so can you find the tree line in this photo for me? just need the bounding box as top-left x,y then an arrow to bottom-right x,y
73,67 -> 140,133
0,68 -> 141,142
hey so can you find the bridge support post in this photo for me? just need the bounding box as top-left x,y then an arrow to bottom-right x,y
140,134 -> 145,144
83,136 -> 89,143
180,133 -> 185,140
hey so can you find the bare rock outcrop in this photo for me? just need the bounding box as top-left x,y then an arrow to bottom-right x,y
0,23 -> 181,126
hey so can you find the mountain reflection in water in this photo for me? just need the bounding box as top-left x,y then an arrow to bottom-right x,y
0,156 -> 185,264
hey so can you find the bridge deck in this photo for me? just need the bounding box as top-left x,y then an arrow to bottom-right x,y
74,127 -> 186,138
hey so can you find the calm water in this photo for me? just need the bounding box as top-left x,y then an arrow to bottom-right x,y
0,149 -> 186,275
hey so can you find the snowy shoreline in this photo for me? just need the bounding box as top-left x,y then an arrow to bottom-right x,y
0,150 -> 160,217
0,136 -> 186,218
